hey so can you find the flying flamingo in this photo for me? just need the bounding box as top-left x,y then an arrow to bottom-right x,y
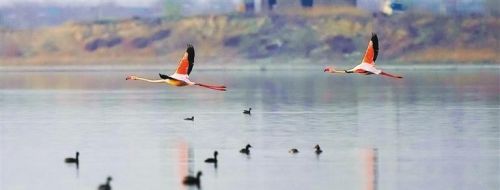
126,44 -> 226,91
324,33 -> 403,79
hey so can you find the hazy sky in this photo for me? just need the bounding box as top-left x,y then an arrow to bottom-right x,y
0,0 -> 160,7
0,0 -> 242,7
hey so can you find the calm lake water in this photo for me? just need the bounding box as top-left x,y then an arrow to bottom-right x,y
1,67 -> 499,190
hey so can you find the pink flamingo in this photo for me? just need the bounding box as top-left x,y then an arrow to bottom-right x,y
126,44 -> 226,91
324,33 -> 403,79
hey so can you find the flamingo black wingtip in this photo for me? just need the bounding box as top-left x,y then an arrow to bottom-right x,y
371,33 -> 379,61
186,44 -> 195,74
186,44 -> 194,53
159,73 -> 169,79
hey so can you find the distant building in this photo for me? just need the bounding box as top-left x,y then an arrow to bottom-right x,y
165,0 -> 275,15
239,0 -> 356,13
356,0 -> 405,15
300,0 -> 314,8
356,0 -> 488,15
237,0 -> 277,13
260,0 -> 278,11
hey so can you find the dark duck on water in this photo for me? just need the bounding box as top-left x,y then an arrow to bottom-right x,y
182,171 -> 202,187
65,152 -> 79,163
240,144 -> 252,155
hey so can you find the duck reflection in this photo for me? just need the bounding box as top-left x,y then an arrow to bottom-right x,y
178,142 -> 201,190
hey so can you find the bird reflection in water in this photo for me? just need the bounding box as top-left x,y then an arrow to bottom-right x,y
178,142 -> 202,190
362,148 -> 378,190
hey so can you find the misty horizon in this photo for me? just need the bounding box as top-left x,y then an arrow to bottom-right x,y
0,0 -> 159,8
0,0 -> 244,8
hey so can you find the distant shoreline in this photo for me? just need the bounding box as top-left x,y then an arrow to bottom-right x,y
1,7 -> 498,65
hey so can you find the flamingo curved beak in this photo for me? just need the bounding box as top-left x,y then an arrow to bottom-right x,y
323,68 -> 330,72
125,76 -> 132,80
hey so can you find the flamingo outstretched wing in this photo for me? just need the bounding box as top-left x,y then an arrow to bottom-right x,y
362,33 -> 379,64
175,44 -> 195,75
158,44 -> 228,90
159,44 -> 195,80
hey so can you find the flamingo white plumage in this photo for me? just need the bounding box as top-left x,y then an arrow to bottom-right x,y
126,44 -> 226,91
324,33 -> 403,79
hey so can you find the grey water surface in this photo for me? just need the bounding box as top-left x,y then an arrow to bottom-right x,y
1,68 -> 499,190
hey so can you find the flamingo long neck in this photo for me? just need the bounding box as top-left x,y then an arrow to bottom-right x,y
328,69 -> 352,74
135,77 -> 165,83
